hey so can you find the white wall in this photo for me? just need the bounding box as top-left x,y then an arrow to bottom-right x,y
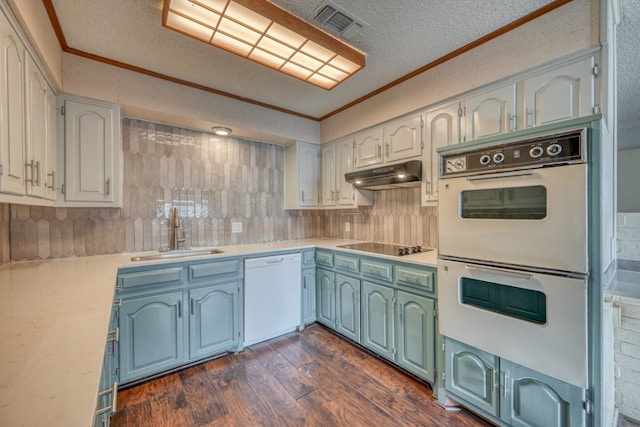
320,0 -> 600,142
618,148 -> 640,213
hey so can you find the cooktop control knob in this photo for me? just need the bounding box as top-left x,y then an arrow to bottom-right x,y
529,146 -> 544,158
480,154 -> 491,165
493,152 -> 505,163
547,143 -> 563,156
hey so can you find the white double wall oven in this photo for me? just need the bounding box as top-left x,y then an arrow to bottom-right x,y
438,127 -> 589,388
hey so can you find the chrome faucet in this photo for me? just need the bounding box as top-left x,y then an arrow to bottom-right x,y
169,207 -> 186,250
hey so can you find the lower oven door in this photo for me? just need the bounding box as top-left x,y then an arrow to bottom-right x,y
438,164 -> 587,274
438,258 -> 587,388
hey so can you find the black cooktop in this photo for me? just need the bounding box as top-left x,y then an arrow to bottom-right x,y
337,242 -> 431,257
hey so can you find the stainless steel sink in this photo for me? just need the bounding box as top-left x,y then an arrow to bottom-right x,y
130,248 -> 224,261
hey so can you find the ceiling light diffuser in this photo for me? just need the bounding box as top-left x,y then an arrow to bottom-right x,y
162,0 -> 365,90
212,126 -> 232,135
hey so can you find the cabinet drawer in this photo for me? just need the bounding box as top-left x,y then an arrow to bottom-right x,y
117,267 -> 184,291
302,250 -> 316,266
395,265 -> 435,293
334,254 -> 359,274
316,250 -> 334,267
361,259 -> 393,282
189,260 -> 241,281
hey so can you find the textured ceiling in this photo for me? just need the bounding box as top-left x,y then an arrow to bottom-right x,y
617,0 -> 640,151
49,0 -> 555,119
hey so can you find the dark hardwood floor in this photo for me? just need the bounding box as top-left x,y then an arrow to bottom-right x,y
111,325 -> 492,426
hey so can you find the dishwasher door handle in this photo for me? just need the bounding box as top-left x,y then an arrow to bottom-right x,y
265,257 -> 285,264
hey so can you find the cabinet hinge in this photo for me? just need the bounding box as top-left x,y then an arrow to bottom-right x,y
61,184 -> 66,194
442,370 -> 446,382
433,307 -> 437,318
442,341 -> 446,352
115,367 -> 119,377
592,64 -> 600,78
238,331 -> 241,338
392,348 -> 397,357
593,104 -> 601,115
0,164 -> 3,176
458,107 -> 463,117
60,105 -> 65,115
582,399 -> 593,414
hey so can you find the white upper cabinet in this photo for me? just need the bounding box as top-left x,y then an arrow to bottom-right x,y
284,141 -> 320,209
421,102 -> 460,206
523,55 -> 597,128
353,128 -> 383,170
322,137 -> 373,208
62,96 -> 122,206
462,83 -> 518,142
383,114 -> 423,163
25,53 -> 48,199
321,143 -> 336,206
335,137 -> 356,206
44,83 -> 57,200
0,12 -> 25,195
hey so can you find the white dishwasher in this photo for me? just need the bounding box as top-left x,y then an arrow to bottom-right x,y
244,253 -> 301,346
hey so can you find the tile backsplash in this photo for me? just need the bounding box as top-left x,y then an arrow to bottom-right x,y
8,119 -> 437,261
618,213 -> 640,265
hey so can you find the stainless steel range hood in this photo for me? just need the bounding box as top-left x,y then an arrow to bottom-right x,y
345,160 -> 422,190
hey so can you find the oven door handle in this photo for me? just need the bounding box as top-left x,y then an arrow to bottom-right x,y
465,265 -> 533,280
466,170 -> 534,181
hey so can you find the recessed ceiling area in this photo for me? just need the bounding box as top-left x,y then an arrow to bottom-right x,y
46,0 -> 558,120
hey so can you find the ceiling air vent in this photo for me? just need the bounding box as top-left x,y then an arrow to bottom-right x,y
311,1 -> 367,39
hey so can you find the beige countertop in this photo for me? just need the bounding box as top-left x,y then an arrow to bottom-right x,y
0,239 -> 437,427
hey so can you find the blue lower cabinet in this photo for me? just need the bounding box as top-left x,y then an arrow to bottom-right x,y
316,268 -> 335,327
361,281 -> 395,360
445,337 -> 586,427
396,291 -> 435,382
189,281 -> 241,360
335,273 -> 361,342
119,292 -> 187,383
500,360 -> 586,427
301,268 -> 316,327
446,338 -> 499,417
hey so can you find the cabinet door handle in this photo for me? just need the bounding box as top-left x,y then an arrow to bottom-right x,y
385,143 -> 390,157
501,371 -> 509,398
105,178 -> 111,195
47,171 -> 55,190
301,190 -> 305,201
190,298 -> 195,316
377,145 -> 382,159
178,300 -> 182,318
34,161 -> 40,186
401,274 -> 419,283
526,108 -> 533,128
24,160 -> 34,184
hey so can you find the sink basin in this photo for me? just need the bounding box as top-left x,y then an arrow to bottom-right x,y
130,248 -> 224,261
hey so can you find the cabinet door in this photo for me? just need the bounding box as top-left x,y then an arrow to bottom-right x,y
445,338 -> 499,417
422,102 -> 460,205
0,19 -> 25,195
189,281 -> 240,360
299,142 -> 320,207
384,114 -> 423,163
302,268 -> 316,326
335,273 -> 360,341
335,138 -> 355,206
523,56 -> 596,128
361,281 -> 395,360
119,292 -> 186,382
64,98 -> 121,204
321,144 -> 336,206
500,360 -> 585,427
463,84 -> 517,142
354,128 -> 382,169
25,54 -> 47,198
316,268 -> 335,327
397,291 -> 435,382
44,85 -> 57,200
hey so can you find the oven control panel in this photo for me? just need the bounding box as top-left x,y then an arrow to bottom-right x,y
441,128 -> 586,177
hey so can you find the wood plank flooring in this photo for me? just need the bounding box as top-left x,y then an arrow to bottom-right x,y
111,325 -> 493,427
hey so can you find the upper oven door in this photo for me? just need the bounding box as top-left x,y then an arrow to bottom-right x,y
439,163 -> 587,274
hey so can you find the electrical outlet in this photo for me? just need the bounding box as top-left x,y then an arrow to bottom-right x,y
232,222 -> 242,233
345,222 -> 350,232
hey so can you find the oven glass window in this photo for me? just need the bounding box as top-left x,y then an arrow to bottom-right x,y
460,277 -> 547,324
460,185 -> 547,219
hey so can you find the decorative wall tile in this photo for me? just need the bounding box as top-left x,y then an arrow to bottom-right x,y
7,118 -> 441,261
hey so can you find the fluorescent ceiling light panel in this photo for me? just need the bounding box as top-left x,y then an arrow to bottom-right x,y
162,0 -> 365,89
